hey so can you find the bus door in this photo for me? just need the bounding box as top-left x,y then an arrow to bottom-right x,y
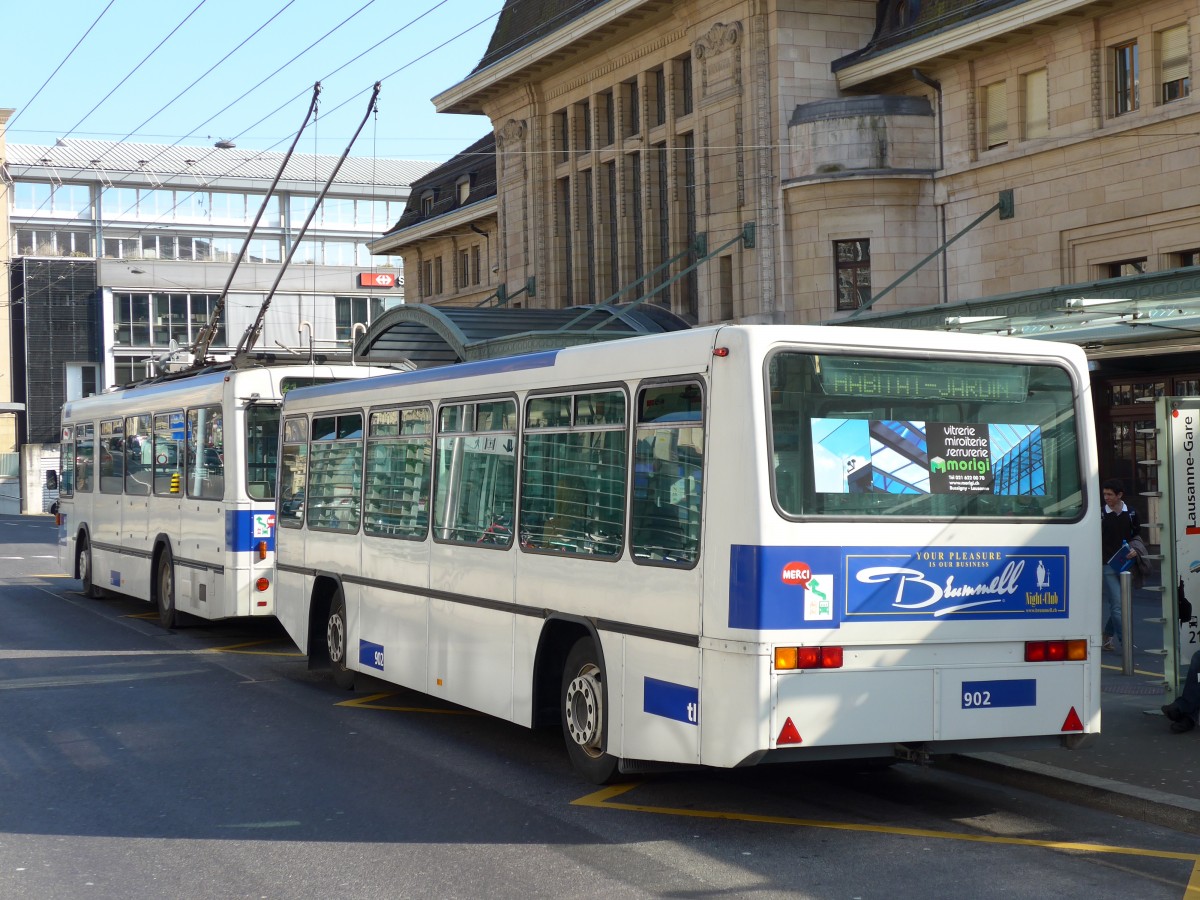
122,415 -> 153,591
94,419 -> 125,571
180,405 -> 226,614
151,411 -> 184,563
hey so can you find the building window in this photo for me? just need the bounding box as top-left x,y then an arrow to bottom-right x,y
112,292 -> 224,348
626,79 -> 640,137
1161,25 -> 1190,103
471,245 -> 482,285
984,81 -> 1008,148
651,67 -> 666,127
457,248 -> 470,288
420,192 -> 434,217
559,177 -> 573,306
679,55 -> 693,116
1172,249 -> 1200,268
601,90 -> 616,146
1113,40 -> 1139,115
336,296 -> 372,343
1103,258 -> 1147,278
421,258 -> 434,298
578,100 -> 592,153
1023,69 -> 1048,139
834,239 -> 871,311
456,177 -> 471,206
554,109 -> 569,161
15,228 -> 93,257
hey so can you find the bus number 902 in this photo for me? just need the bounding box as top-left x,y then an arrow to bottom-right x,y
962,690 -> 992,708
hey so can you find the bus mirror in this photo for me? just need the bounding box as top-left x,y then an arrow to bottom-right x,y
45,470 -> 59,490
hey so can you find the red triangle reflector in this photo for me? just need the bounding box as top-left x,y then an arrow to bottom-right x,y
777,717 -> 802,745
1061,707 -> 1084,732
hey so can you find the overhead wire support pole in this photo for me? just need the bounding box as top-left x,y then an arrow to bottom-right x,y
234,82 -> 382,360
191,83 -> 323,367
847,190 -> 1013,320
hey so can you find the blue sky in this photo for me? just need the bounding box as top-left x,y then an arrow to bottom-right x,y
1,0 -> 504,163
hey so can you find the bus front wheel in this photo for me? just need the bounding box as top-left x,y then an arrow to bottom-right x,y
156,548 -> 178,629
326,591 -> 355,691
78,539 -> 100,599
561,637 -> 618,784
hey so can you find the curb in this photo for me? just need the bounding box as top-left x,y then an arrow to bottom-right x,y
939,752 -> 1200,836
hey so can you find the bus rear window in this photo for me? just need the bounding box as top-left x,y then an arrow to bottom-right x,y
769,352 -> 1083,519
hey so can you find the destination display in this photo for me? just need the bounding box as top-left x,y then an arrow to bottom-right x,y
817,356 -> 1029,402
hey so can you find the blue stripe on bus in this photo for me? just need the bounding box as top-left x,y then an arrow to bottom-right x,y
225,509 -> 277,553
729,544 -> 1070,630
360,640 -> 385,671
643,677 -> 699,725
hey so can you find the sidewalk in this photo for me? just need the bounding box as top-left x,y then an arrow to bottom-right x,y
944,587 -> 1200,834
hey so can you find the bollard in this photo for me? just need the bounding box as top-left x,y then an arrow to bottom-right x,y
1119,569 -> 1133,675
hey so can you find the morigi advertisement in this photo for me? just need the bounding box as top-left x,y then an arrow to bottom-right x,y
811,419 -> 1044,496
729,544 -> 1069,630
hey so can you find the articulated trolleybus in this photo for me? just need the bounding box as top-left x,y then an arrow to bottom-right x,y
57,361 -> 388,628
275,325 -> 1100,781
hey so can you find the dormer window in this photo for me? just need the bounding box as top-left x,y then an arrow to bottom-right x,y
420,191 -> 434,217
456,176 -> 471,206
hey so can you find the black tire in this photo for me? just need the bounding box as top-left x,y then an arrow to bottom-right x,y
561,637 -> 619,784
156,547 -> 178,629
326,590 -> 355,690
78,538 -> 101,598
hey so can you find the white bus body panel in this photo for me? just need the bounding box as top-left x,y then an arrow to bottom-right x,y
272,326 -> 1099,771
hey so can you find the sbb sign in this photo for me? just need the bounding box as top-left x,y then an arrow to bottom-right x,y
357,272 -> 400,288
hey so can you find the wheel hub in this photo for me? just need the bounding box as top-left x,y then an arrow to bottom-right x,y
565,664 -> 603,756
327,613 -> 346,665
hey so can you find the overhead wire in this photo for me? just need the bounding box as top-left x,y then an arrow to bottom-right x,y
5,0 -> 118,132
58,1 -> 210,142
2,0 -> 567,274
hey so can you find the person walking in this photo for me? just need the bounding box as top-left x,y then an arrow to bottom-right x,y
1101,478 -> 1140,651
1162,649 -> 1200,734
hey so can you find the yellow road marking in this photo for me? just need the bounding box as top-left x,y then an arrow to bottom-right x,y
30,574 -> 72,578
336,691 -> 479,716
574,783 -> 1200,896
203,639 -> 302,657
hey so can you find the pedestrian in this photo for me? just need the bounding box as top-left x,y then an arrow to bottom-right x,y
1161,649 -> 1200,734
1101,478 -> 1140,651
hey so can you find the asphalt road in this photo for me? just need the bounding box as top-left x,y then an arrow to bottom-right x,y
1,514 -> 1197,899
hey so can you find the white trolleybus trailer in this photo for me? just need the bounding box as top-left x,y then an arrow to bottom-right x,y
57,362 -> 389,628
274,324 -> 1100,782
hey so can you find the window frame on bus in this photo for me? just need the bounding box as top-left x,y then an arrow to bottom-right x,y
305,410 -> 365,535
58,425 -> 76,497
629,378 -> 705,569
99,418 -> 125,495
432,395 -> 518,547
519,385 -> 629,560
153,410 -> 185,497
278,416 -> 309,529
363,403 -> 434,541
124,413 -> 152,497
75,422 -> 95,493
185,404 -> 225,501
764,347 -> 1087,522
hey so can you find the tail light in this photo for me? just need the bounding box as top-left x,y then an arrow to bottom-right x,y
1025,640 -> 1087,662
775,646 -> 844,670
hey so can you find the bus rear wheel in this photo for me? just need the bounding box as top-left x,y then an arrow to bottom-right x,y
561,637 -> 618,784
156,548 -> 178,629
326,591 -> 355,691
78,539 -> 100,599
